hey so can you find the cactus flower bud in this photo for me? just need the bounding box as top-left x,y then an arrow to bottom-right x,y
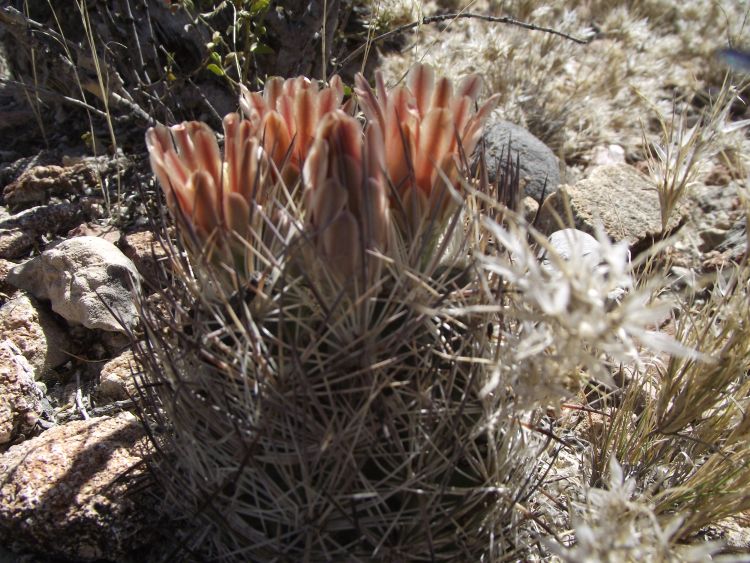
355,64 -> 499,234
146,113 -> 274,265
303,111 -> 389,283
239,75 -> 348,182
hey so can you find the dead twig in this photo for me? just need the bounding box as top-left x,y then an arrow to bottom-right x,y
331,12 -> 592,78
89,399 -> 137,417
75,372 -> 90,421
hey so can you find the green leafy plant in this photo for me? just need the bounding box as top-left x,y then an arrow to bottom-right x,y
172,0 -> 273,86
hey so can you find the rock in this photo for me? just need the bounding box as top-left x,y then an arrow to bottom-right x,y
1,143 -> 131,209
100,331 -> 133,356
2,163 -> 97,208
543,229 -> 603,266
67,222 -> 121,244
542,229 -> 629,301
590,144 -> 626,167
0,258 -> 13,294
0,339 -> 43,446
119,230 -> 168,290
695,183 -> 741,220
0,412 -> 159,560
522,196 -> 540,224
0,229 -> 34,260
704,163 -> 733,186
702,222 -> 748,270
95,350 -> 139,404
692,515 -> 750,554
699,226 -> 731,252
0,292 -> 70,378
0,151 -> 60,190
536,164 -> 685,247
717,221 -> 747,255
261,0 -> 342,81
7,236 -> 141,332
478,120 -> 561,203
0,202 -> 84,259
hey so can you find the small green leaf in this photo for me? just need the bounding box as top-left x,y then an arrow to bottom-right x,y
206,63 -> 225,76
210,51 -> 222,64
250,0 -> 269,15
250,41 -> 274,55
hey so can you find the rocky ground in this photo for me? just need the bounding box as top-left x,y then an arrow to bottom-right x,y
0,1 -> 749,561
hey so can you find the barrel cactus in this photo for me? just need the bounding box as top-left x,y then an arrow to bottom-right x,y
135,65 -> 561,560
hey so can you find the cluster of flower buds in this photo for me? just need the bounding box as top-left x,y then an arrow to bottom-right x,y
146,65 -> 497,286
146,116 -> 269,256
355,65 -> 498,234
239,75 -> 349,183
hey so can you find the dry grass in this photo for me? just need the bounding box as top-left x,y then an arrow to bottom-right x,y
643,81 -> 750,230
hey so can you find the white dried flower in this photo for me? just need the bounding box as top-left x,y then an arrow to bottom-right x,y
477,218 -> 682,408
549,457 -> 722,562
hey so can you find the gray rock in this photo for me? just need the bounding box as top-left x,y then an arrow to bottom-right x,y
0,292 -> 70,379
478,120 -> 561,203
0,339 -> 43,446
262,0 -> 341,80
700,220 -> 747,271
0,259 -> 13,294
0,202 -> 84,259
0,229 -> 34,260
536,164 -> 686,246
0,412 -> 159,560
2,163 -> 95,208
521,196 -> 540,224
3,155 -> 130,210
699,226 -> 731,253
717,221 -> 747,254
7,236 -> 141,332
590,144 -> 626,167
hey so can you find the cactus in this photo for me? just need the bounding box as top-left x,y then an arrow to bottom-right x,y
135,65 -> 594,560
